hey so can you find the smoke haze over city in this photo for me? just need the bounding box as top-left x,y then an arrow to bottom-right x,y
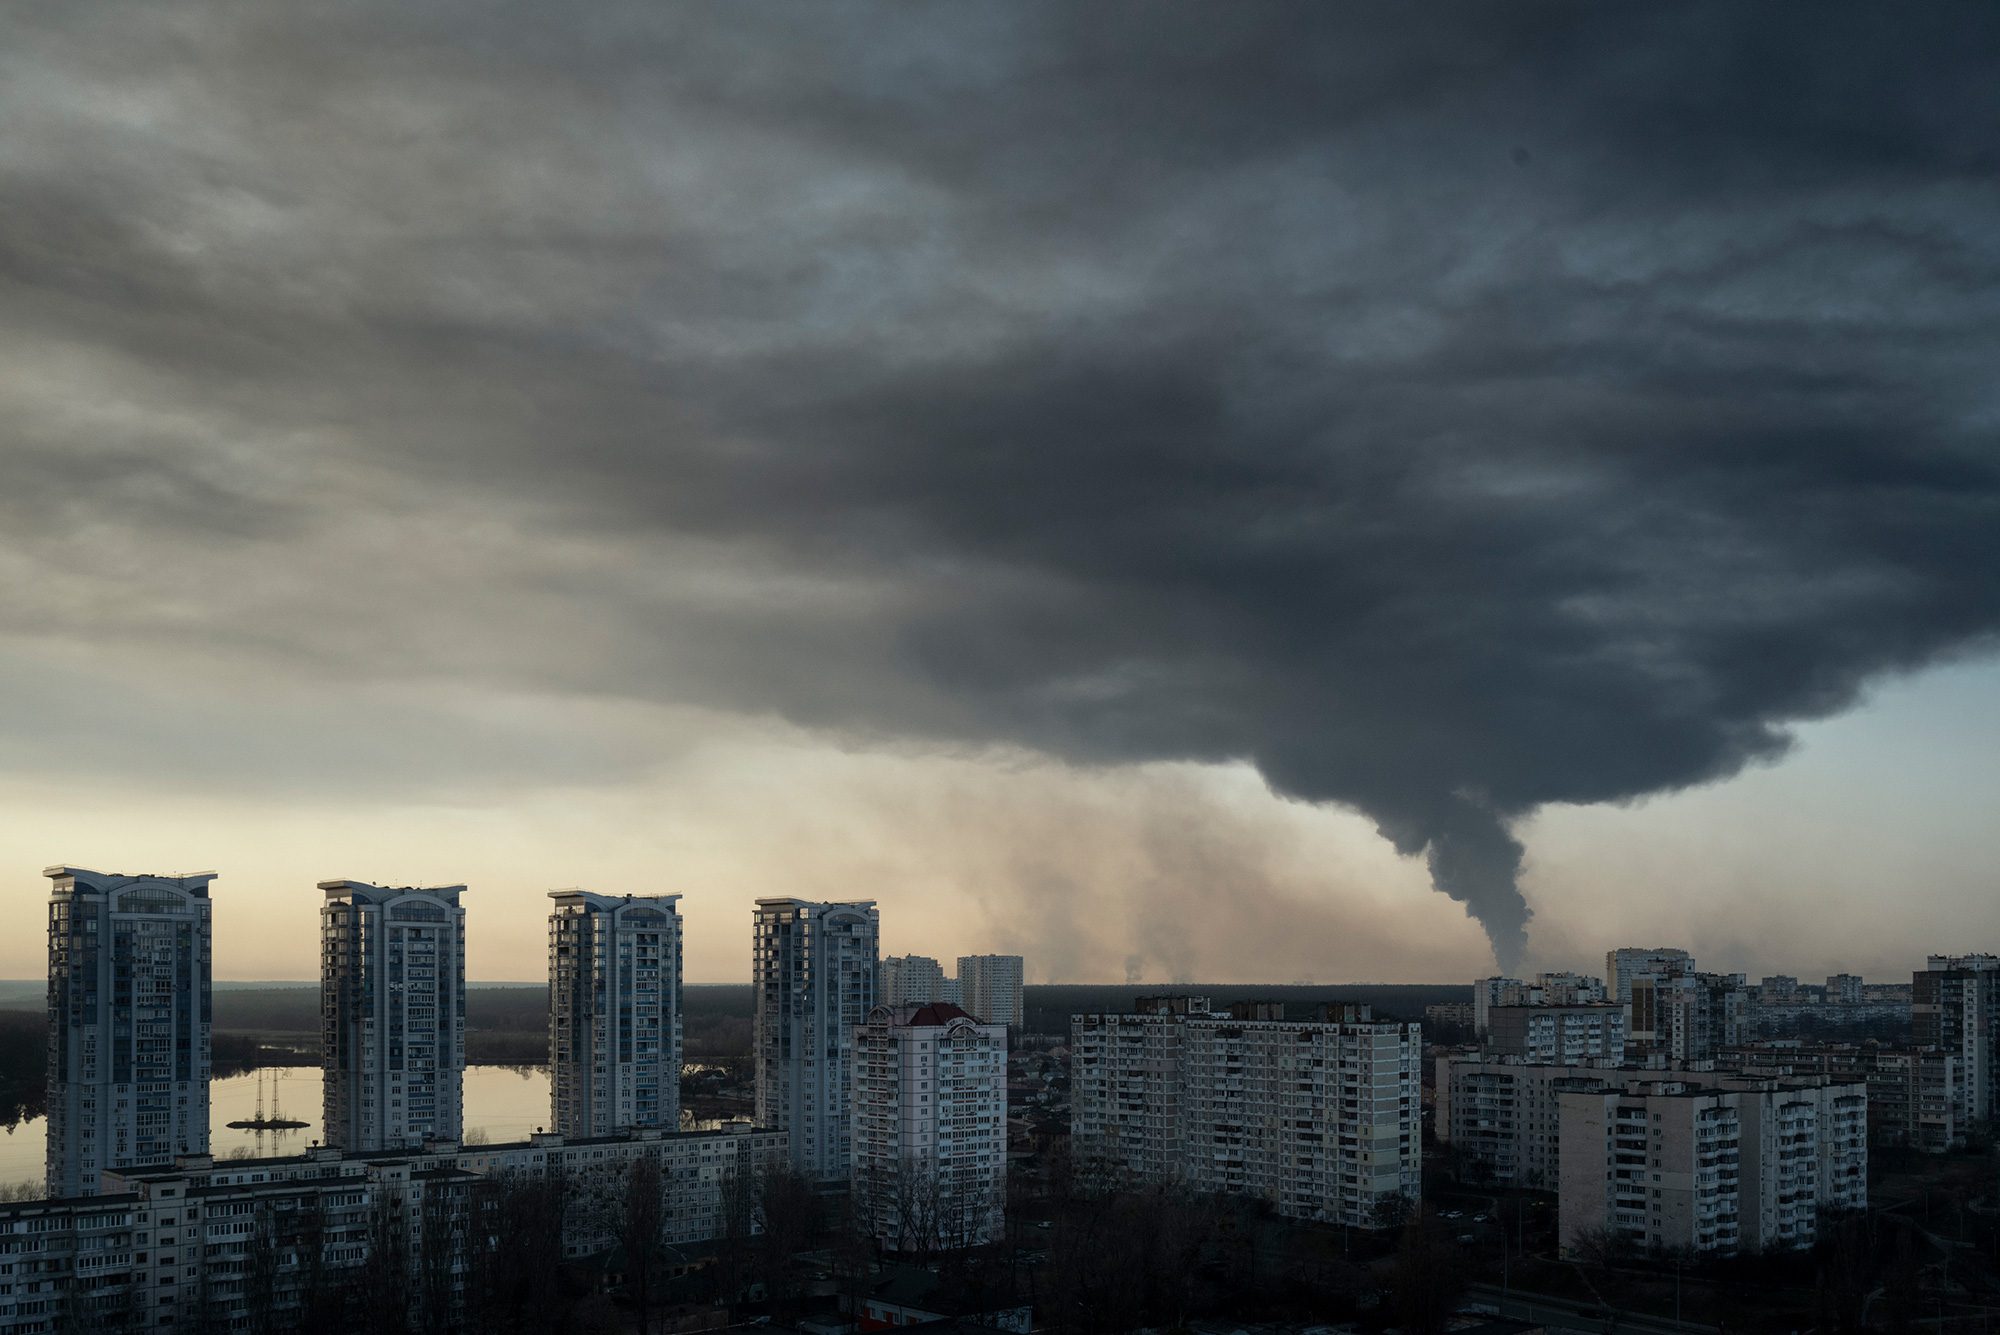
3,2 -> 1998,983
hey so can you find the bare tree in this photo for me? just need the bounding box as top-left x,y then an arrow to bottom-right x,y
890,1157 -> 946,1262
419,1179 -> 471,1334
620,1155 -> 666,1335
1390,1214 -> 1466,1335
359,1194 -> 410,1335
243,1201 -> 281,1335
468,1170 -> 571,1335
754,1167 -> 820,1318
713,1159 -> 758,1305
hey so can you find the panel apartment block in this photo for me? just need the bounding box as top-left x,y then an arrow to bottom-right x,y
852,1003 -> 1008,1250
1557,1075 -> 1866,1257
1485,1004 -> 1627,1065
1914,955 -> 2000,1124
1605,948 -> 1693,1005
1069,996 -> 1208,1187
1436,1056 -> 1632,1190
1472,973 -> 1608,1036
1072,998 -> 1420,1228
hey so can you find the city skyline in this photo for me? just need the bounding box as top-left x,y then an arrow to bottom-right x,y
7,680 -> 1991,993
9,4 -> 1998,1328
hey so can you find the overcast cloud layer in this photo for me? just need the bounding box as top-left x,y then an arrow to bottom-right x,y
4,2 -> 1999,972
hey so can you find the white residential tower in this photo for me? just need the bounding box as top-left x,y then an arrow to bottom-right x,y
43,866 -> 215,1197
753,898 -> 879,1180
548,891 -> 684,1137
320,881 -> 467,1151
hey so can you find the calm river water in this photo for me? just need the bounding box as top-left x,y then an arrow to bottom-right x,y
0,1065 -> 555,1195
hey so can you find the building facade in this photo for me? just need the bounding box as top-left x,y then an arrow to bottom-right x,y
1072,998 -> 1421,1227
548,891 -> 684,1138
956,955 -> 1026,1028
852,1003 -> 1008,1251
43,867 -> 216,1198
752,898 -> 879,1180
1486,1004 -> 1627,1065
1628,972 -> 1749,1062
1424,1001 -> 1475,1034
1436,1057 -> 1630,1190
320,881 -> 468,1152
1605,948 -> 1694,1005
878,955 -> 956,1009
0,1126 -> 783,1334
1864,1048 -> 1965,1153
1069,996 -> 1209,1188
1914,955 -> 2000,1124
1474,974 -> 1610,1037
1179,1011 -> 1421,1226
1557,1075 -> 1866,1257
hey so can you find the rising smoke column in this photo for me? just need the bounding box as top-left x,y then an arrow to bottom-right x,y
3,2 -> 1999,974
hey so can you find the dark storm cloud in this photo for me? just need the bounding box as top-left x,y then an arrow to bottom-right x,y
3,1 -> 1999,966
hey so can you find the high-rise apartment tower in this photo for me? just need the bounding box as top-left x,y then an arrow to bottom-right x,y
548,891 -> 684,1137
752,898 -> 879,1179
852,1002 -> 1008,1250
43,866 -> 215,1197
956,954 -> 1025,1028
320,881 -> 467,1151
878,954 -> 956,1008
1914,955 -> 2000,1124
1605,947 -> 1693,1005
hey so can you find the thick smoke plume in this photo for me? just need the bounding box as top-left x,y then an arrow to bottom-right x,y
3,3 -> 2000,969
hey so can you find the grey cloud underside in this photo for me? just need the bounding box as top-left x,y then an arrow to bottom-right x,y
5,2 -> 2000,967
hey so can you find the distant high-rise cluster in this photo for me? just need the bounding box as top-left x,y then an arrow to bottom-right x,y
875,952 -> 1026,1028
878,953 -> 956,1008
1438,942 -> 2000,1258
956,954 -> 1026,1028
29,862 -> 1026,1334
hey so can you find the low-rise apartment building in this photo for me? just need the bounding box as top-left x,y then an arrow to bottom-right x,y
0,1126 -> 784,1335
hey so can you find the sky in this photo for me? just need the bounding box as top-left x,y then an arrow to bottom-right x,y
2,3 -> 1997,985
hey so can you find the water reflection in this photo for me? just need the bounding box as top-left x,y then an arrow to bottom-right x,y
0,1065 -> 561,1193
